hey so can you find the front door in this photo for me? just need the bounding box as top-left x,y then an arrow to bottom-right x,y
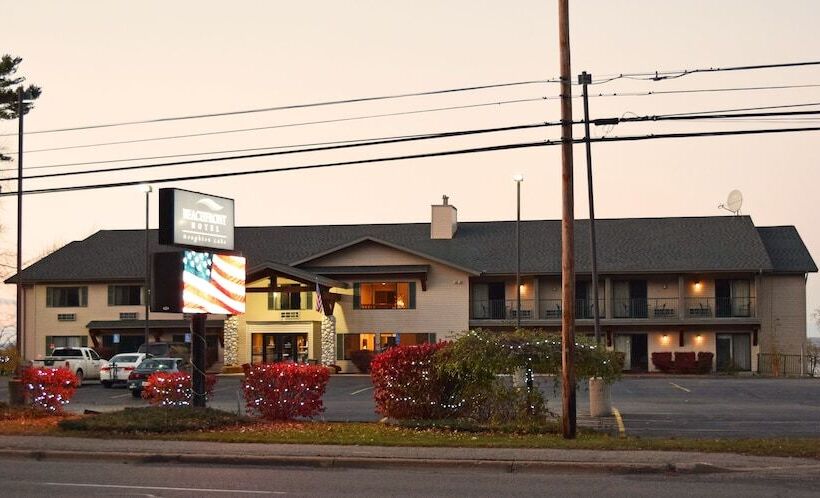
487,282 -> 506,319
260,333 -> 308,363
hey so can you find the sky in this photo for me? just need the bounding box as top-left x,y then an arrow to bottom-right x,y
1,1 -> 819,337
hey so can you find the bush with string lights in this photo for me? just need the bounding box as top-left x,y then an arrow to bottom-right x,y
141,372 -> 217,407
20,366 -> 78,414
241,363 -> 330,420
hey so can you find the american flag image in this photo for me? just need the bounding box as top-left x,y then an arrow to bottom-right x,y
182,251 -> 246,314
315,281 -> 324,315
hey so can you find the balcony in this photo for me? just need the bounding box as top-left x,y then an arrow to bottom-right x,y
613,298 -> 678,319
538,299 -> 606,319
685,297 -> 755,318
470,299 -> 535,320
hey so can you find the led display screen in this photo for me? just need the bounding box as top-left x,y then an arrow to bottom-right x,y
152,251 -> 246,315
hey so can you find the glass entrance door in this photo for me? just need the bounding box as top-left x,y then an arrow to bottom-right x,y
253,333 -> 309,364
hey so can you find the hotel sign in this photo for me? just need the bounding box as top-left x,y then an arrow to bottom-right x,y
158,188 -> 235,251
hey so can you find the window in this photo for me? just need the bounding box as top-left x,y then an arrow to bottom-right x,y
353,282 -> 415,310
336,332 -> 435,360
45,335 -> 87,354
108,285 -> 143,306
119,312 -> 138,321
57,313 -> 77,322
46,287 -> 88,307
268,291 -> 313,310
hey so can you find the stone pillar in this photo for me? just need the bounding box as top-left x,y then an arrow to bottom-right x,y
321,315 -> 337,365
223,316 -> 239,366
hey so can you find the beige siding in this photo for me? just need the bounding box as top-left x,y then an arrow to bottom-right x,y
25,282 -> 187,360
308,241 -> 470,339
758,274 -> 807,355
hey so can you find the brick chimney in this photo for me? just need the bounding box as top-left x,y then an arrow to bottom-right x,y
431,195 -> 457,239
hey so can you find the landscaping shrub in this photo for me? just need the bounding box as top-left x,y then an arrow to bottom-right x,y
241,363 -> 329,420
141,372 -> 217,407
697,352 -> 714,374
371,342 -> 458,420
675,352 -> 697,374
0,346 -> 19,376
59,407 -> 247,433
20,366 -> 78,414
350,349 -> 375,373
652,352 -> 674,372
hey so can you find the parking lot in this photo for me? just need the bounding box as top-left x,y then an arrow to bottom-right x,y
2,375 -> 820,438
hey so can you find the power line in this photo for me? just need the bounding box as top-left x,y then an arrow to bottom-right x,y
14,122 -> 554,181
0,79 -> 558,137
4,125 -> 820,197
4,97 -> 551,155
591,83 -> 820,98
607,109 -> 820,125
590,60 -> 820,84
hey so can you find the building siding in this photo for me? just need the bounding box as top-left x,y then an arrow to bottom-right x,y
758,274 -> 807,355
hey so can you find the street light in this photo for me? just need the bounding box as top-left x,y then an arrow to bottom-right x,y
138,184 -> 152,350
513,174 -> 524,329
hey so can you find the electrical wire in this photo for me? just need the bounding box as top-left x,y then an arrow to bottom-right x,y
15,122 -> 555,180
0,79 -> 559,137
4,125 -> 820,197
4,97 -> 551,155
591,83 -> 820,98
589,60 -> 820,84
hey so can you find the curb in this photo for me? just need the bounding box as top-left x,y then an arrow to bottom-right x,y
0,448 -> 734,475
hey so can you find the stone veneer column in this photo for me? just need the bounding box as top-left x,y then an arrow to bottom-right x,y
321,315 -> 337,365
223,316 -> 239,366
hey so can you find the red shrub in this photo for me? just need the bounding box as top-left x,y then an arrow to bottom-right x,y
697,352 -> 714,374
675,352 -> 697,374
370,342 -> 452,420
350,349 -> 375,373
141,372 -> 217,406
20,366 -> 78,414
241,363 -> 330,420
651,352 -> 674,373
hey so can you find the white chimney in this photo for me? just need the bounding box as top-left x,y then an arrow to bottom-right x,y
431,195 -> 457,239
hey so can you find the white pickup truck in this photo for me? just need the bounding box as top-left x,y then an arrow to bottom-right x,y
33,347 -> 104,385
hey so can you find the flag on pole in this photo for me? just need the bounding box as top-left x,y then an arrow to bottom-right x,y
315,282 -> 324,315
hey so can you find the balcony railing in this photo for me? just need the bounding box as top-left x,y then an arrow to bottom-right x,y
685,297 -> 755,318
613,297 -> 678,319
470,299 -> 535,320
470,296 -> 755,320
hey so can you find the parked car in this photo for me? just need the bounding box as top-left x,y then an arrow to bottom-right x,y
127,357 -> 187,398
32,347 -> 103,385
138,342 -> 191,361
100,353 -> 149,388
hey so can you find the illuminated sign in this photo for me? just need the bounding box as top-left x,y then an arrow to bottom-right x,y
159,188 -> 235,251
152,251 -> 246,315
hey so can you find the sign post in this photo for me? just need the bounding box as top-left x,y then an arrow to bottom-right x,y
191,314 -> 207,407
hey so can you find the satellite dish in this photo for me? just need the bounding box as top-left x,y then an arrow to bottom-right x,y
718,189 -> 743,215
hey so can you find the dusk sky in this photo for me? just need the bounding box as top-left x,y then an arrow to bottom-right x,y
1,1 -> 819,338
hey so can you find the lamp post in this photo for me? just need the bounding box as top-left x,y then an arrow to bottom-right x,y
138,184 -> 152,349
513,174 -> 524,329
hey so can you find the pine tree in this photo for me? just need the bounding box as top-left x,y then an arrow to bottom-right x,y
0,55 -> 41,160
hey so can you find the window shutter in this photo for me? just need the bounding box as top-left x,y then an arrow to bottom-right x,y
46,288 -> 53,307
408,282 -> 416,309
336,335 -> 344,361
267,292 -> 274,310
353,283 -> 360,309
81,287 -> 88,307
107,286 -> 114,306
81,336 -> 88,348
45,336 -> 53,354
305,292 -> 313,310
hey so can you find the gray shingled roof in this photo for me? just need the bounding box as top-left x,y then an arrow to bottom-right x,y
7,216 -> 815,283
756,226 -> 818,273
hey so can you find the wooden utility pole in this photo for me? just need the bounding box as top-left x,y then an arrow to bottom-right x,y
558,0 -> 577,439
16,87 -> 24,364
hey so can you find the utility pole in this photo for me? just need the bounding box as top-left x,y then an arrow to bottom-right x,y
558,0 -> 577,439
16,87 -> 24,364
579,71 -> 602,345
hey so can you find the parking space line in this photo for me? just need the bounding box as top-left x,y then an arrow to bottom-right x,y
669,382 -> 691,393
42,482 -> 284,494
611,406 -> 626,438
350,386 -> 374,396
110,393 -> 131,399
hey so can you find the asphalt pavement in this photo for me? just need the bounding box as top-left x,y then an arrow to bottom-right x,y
2,374 -> 820,438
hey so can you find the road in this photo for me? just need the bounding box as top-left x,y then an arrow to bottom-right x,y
3,457 -> 820,497
2,375 -> 820,438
